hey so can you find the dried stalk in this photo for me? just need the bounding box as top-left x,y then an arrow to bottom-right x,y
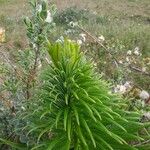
134,139 -> 150,147
77,25 -> 150,76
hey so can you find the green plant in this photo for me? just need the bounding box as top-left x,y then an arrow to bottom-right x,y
1,0 -> 150,149
0,0 -> 56,148
19,40 -> 149,150
54,7 -> 89,25
24,0 -> 56,75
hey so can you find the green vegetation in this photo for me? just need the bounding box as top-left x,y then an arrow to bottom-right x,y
0,0 -> 150,149
20,40 -> 148,149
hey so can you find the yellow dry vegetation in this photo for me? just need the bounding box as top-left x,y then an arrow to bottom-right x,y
0,27 -> 5,43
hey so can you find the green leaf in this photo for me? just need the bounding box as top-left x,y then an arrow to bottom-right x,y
92,107 -> 102,120
55,110 -> 63,128
67,113 -> 72,141
72,104 -> 80,125
81,118 -> 96,148
31,144 -> 45,150
47,137 -> 62,150
77,126 -> 87,147
105,117 -> 127,132
80,100 -> 97,122
94,134 -> 113,150
64,108 -> 69,131
65,94 -> 69,105
37,124 -> 54,142
0,138 -> 27,150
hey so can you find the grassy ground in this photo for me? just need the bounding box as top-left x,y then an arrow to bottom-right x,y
0,0 -> 28,49
0,0 -> 150,88
0,0 -> 149,50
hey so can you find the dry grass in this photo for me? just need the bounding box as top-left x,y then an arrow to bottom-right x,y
0,0 -> 28,49
52,0 -> 150,17
0,0 -> 149,46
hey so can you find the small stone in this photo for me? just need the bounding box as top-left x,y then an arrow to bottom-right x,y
143,112 -> 150,121
139,90 -> 149,100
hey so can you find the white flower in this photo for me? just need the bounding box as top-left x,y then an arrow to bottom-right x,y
119,60 -> 123,64
119,85 -> 126,94
0,27 -> 5,43
114,85 -> 126,94
114,87 -> 119,93
37,4 -> 42,12
33,43 -> 36,49
0,107 -> 4,112
134,47 -> 140,56
56,36 -> 64,43
92,11 -> 97,15
142,67 -> 146,72
0,28 -> 5,34
98,35 -> 105,42
21,106 -> 26,111
45,57 -> 51,64
69,21 -> 78,27
38,60 -> 42,69
134,50 -> 140,56
79,33 -> 86,42
79,33 -> 86,37
124,81 -> 132,90
127,50 -> 132,55
56,39 -> 62,43
93,62 -> 97,67
45,11 -> 53,23
64,29 -> 72,34
139,90 -> 149,100
126,57 -> 130,62
59,36 -> 64,41
114,82 -> 132,94
77,39 -> 82,45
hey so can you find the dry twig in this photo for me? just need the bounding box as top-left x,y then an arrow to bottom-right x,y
77,25 -> 150,76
